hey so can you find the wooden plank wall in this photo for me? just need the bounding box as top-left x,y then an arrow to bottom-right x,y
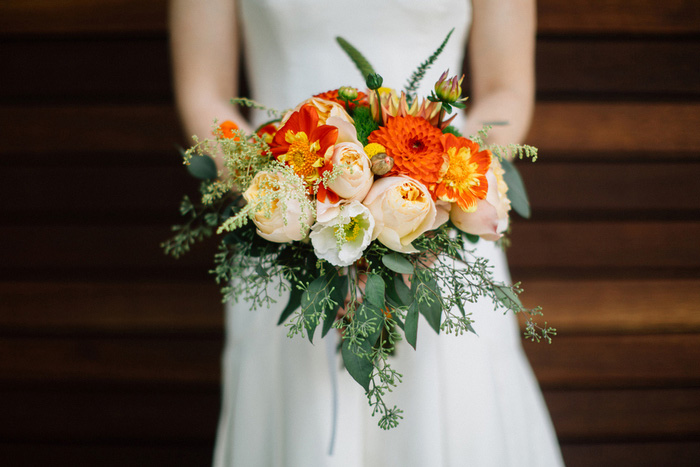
1,1 -> 699,465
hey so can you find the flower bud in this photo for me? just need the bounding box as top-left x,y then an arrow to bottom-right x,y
370,153 -> 394,176
434,70 -> 464,103
366,73 -> 384,90
338,86 -> 359,101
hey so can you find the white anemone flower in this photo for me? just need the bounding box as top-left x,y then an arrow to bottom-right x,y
309,201 -> 375,267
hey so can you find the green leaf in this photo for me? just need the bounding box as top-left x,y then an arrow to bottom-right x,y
393,274 -> 413,306
341,337 -> 373,392
254,263 -> 268,278
301,274 -> 331,343
364,274 -> 385,309
277,283 -> 304,325
501,158 -> 531,218
322,273 -> 348,338
403,28 -> 455,102
186,152 -> 218,180
382,253 -> 414,275
494,284 -> 523,311
463,232 -> 480,244
413,276 -> 442,334
405,301 -> 419,350
336,37 -> 376,79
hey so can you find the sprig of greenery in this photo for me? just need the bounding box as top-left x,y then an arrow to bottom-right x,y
404,28 -> 454,105
336,37 -> 376,79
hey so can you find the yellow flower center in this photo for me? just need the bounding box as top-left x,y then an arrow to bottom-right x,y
337,216 -> 362,242
284,131 -> 324,180
442,146 -> 481,189
399,183 -> 424,202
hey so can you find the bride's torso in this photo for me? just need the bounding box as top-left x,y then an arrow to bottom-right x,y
238,0 -> 472,124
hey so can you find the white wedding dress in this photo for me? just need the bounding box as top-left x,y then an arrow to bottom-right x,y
213,1 -> 565,466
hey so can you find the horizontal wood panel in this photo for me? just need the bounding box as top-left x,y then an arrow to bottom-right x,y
0,165 -> 198,217
0,105 -> 181,155
536,39 -> 700,98
0,222 -> 697,279
0,386 -> 218,440
524,334 -> 700,389
2,280 -> 697,336
0,37 -> 171,103
527,102 -> 700,153
3,38 -> 698,103
537,0 -> 700,34
0,282 -> 222,333
0,0 -> 168,36
4,161 -> 697,218
520,279 -> 700,334
0,443 -> 212,467
561,441 -> 700,467
1,333 -> 696,389
4,103 -> 697,158
2,0 -> 697,35
0,337 -> 221,384
545,388 -> 700,441
508,221 -> 700,272
517,161 -> 700,213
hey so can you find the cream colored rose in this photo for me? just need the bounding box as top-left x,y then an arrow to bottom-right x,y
363,176 -> 437,253
282,97 -> 353,126
243,171 -> 314,243
326,142 -> 373,202
450,157 -> 511,241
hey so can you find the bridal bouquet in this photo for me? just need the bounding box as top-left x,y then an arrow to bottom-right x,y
163,31 -> 553,429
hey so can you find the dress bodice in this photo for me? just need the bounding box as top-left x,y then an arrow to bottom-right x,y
239,0 -> 471,123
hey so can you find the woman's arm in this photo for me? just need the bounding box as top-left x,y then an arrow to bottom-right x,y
464,0 -> 536,147
169,0 -> 252,168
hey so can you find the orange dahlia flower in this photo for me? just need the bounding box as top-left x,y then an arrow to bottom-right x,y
436,134 -> 491,212
270,104 -> 338,185
368,115 -> 448,195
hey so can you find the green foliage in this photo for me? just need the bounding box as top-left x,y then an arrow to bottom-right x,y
381,253 -> 414,274
441,125 -> 462,137
500,158 -> 531,218
403,28 -> 454,105
336,37 -> 376,79
352,106 -> 379,146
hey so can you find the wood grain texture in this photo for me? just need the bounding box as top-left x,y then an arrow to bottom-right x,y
525,334 -> 700,389
0,0 -> 168,35
0,337 -> 221,384
537,0 -> 700,34
545,388 -> 700,441
0,282 -> 222,333
520,279 -> 700,334
560,441 -> 700,467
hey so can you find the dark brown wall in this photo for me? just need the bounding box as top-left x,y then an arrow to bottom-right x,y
1,1 -> 699,465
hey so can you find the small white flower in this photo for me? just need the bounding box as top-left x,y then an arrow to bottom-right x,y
309,201 -> 375,267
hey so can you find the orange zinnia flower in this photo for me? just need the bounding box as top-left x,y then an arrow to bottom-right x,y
368,115 -> 447,194
436,134 -> 491,212
269,104 -> 338,185
314,88 -> 367,110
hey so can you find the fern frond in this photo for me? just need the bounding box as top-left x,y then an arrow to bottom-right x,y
336,37 -> 376,79
404,28 -> 454,104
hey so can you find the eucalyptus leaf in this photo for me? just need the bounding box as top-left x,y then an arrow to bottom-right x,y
500,158 -> 530,218
413,276 -> 442,334
494,284 -> 523,311
322,273 -> 348,338
382,253 -> 415,275
393,274 -> 413,306
364,274 -> 386,309
404,301 -> 419,350
301,274 -> 331,343
277,283 -> 303,325
341,337 -> 373,392
186,153 -> 219,180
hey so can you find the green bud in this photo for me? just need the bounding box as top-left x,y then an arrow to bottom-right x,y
365,73 -> 384,90
338,86 -> 359,101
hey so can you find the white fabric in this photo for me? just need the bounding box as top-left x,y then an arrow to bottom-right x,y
214,1 -> 565,465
